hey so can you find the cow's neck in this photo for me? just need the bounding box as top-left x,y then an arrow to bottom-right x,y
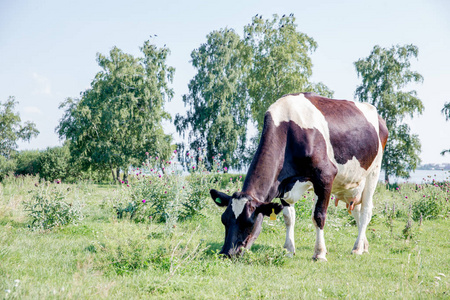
242,115 -> 286,202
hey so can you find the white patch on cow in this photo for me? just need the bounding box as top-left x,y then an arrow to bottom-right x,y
354,102 -> 379,136
268,94 -> 336,169
283,180 -> 313,205
231,198 -> 248,219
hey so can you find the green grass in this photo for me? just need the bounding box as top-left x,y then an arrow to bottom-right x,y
0,176 -> 449,299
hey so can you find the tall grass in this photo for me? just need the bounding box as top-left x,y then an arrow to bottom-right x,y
0,173 -> 448,299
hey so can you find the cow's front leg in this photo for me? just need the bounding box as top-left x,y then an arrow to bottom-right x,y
283,205 -> 296,256
311,184 -> 332,262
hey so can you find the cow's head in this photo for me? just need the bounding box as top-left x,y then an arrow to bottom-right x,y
210,189 -> 282,257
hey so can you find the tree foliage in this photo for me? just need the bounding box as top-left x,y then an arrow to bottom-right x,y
177,14 -> 333,168
58,41 -> 174,180
0,96 -> 39,159
175,29 -> 251,169
441,101 -> 450,156
354,44 -> 424,182
244,14 -> 334,133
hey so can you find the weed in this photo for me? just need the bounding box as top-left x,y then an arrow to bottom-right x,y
22,182 -> 83,230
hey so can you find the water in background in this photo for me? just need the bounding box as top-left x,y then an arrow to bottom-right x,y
379,169 -> 450,183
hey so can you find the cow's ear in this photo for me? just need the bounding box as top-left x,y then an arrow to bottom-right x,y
255,202 -> 283,217
210,189 -> 231,207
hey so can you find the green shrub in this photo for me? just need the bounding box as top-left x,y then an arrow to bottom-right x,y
37,146 -> 71,181
14,150 -> 40,176
114,155 -> 185,232
23,183 -> 84,230
0,155 -> 16,180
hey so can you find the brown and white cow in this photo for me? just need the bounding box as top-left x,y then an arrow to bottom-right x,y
210,92 -> 388,261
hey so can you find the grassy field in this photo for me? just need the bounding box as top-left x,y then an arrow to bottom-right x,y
0,175 -> 449,299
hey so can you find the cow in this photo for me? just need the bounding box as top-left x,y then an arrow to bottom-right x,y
210,92 -> 388,261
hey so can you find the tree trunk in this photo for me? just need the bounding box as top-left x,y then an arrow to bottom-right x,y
116,168 -> 121,182
385,171 -> 390,184
110,166 -> 116,182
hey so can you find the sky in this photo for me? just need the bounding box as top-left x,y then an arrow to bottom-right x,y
0,0 -> 449,164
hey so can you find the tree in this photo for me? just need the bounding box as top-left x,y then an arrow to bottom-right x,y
244,14 -> 334,133
354,44 -> 424,182
0,96 -> 39,159
177,14 -> 333,168
441,102 -> 450,156
175,29 -> 251,169
58,41 -> 174,181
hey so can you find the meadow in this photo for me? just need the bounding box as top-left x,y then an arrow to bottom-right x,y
0,168 -> 449,299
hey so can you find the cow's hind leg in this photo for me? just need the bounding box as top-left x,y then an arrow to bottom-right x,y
282,205 -> 296,257
352,171 -> 378,255
350,204 -> 369,254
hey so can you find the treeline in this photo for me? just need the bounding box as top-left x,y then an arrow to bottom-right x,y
2,14 -> 449,183
0,144 -> 110,182
417,163 -> 450,171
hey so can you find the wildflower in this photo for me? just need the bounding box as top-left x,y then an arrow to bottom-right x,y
149,216 -> 153,220
186,152 -> 190,156
145,152 -> 149,155
192,166 -> 196,170
127,184 -> 130,187
224,167 -> 228,172
165,191 -> 167,194
405,196 -> 408,199
142,199 -> 146,203
159,174 -> 162,178
174,150 -> 177,154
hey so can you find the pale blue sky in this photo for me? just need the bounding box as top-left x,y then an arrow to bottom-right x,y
0,0 -> 449,164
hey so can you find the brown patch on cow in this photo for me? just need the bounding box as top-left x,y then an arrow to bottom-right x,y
303,93 -> 379,170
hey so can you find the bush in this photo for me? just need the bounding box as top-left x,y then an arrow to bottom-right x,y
37,146 -> 72,181
14,150 -> 40,176
114,154 -> 186,233
23,183 -> 84,230
0,155 -> 16,180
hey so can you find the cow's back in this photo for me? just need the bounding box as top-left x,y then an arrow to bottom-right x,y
267,93 -> 384,194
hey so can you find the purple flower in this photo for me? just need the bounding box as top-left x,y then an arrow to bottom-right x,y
224,167 -> 228,172
142,199 -> 146,203
174,150 -> 177,154
192,166 -> 195,170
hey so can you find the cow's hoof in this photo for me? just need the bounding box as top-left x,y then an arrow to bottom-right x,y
312,255 -> 328,262
351,249 -> 363,255
286,252 -> 295,258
